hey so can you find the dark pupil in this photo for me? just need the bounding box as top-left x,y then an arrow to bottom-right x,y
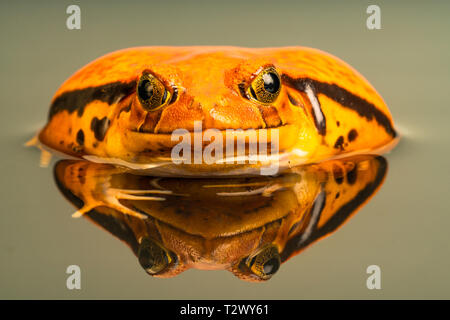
263,258 -> 280,276
138,79 -> 154,100
262,72 -> 280,94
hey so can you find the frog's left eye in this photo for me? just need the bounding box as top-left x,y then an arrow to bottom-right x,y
247,67 -> 281,104
137,72 -> 171,111
244,244 -> 281,280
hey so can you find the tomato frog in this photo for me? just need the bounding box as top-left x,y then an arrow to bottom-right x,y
54,155 -> 388,281
33,47 -> 397,176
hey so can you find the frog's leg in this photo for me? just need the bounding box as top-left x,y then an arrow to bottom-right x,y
25,135 -> 52,167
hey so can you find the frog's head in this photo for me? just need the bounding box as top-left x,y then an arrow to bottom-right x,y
109,48 -> 310,168
125,50 -> 300,134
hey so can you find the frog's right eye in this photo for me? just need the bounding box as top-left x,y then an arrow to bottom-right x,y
138,237 -> 174,275
137,72 -> 171,111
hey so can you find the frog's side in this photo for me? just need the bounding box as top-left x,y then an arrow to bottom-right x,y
54,155 -> 388,282
39,47 -> 396,173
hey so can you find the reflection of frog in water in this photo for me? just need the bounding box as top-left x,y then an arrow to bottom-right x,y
54,155 -> 388,282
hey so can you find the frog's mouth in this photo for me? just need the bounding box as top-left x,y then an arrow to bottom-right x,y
134,120 -> 289,135
126,123 -> 300,157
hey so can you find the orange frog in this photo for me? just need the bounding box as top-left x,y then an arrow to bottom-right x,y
36,47 -> 397,175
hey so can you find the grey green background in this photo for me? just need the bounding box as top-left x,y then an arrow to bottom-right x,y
1,0 -> 449,299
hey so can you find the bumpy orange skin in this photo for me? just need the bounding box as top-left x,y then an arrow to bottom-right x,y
38,46 -> 397,171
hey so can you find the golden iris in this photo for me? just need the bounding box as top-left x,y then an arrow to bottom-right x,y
247,67 -> 281,104
137,72 -> 171,111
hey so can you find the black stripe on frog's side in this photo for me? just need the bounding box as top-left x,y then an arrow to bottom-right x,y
280,156 -> 387,262
85,209 -> 140,255
48,81 -> 137,119
281,75 -> 396,137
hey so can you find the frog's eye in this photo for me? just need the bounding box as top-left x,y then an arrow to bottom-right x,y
137,72 -> 171,111
138,237 -> 174,275
247,67 -> 281,104
244,244 -> 281,280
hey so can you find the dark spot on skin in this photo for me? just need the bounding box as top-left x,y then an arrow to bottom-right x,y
77,167 -> 86,185
72,145 -> 83,153
347,167 -> 357,185
91,117 -> 110,141
68,128 -> 72,134
59,140 -> 64,145
335,192 -> 340,199
92,142 -> 98,148
334,136 -> 345,150
336,121 -> 340,127
333,164 -> 344,184
76,129 -> 84,146
348,129 -> 358,142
